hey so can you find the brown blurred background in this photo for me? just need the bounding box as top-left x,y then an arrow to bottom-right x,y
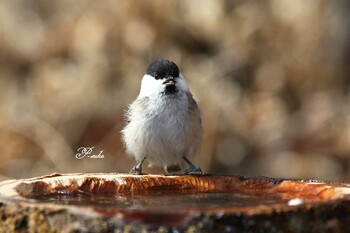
0,0 -> 350,181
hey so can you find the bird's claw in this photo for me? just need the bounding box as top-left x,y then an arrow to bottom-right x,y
129,166 -> 142,175
129,157 -> 146,175
184,166 -> 202,175
183,157 -> 202,175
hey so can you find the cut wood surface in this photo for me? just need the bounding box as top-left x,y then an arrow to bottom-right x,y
0,173 -> 349,232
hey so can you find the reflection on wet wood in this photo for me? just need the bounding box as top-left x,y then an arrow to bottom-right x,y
0,173 -> 349,232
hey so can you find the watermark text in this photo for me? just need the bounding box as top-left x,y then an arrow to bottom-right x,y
75,147 -> 104,159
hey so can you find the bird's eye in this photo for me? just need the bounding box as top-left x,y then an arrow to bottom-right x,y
154,73 -> 164,80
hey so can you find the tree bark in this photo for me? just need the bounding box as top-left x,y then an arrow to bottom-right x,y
0,173 -> 349,232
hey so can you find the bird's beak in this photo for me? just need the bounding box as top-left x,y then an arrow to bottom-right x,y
163,76 -> 177,94
163,76 -> 175,85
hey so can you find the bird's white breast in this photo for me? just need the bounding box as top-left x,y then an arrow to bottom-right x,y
123,92 -> 193,168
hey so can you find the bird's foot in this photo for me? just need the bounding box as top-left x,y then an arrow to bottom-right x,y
129,165 -> 143,175
183,157 -> 203,175
129,157 -> 146,175
184,165 -> 202,175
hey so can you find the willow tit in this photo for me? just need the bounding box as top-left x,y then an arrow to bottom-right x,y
121,59 -> 202,175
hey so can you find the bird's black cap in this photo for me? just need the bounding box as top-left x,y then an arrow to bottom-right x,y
146,59 -> 180,80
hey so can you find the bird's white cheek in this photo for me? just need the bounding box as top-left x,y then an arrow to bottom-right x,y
139,74 -> 164,97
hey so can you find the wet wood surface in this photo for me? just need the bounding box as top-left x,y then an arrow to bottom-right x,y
0,173 -> 349,232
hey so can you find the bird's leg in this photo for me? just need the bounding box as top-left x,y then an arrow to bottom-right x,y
130,157 -> 146,175
183,157 -> 202,175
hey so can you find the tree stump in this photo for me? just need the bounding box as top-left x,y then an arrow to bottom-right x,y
0,173 -> 349,232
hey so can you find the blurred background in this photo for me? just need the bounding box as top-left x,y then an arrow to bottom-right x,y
0,0 -> 350,181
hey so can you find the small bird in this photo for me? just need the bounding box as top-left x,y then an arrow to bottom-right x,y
121,59 -> 202,175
